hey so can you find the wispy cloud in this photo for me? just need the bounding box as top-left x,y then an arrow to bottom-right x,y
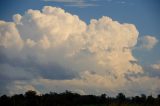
117,1 -> 126,4
151,63 -> 160,70
43,0 -> 98,7
138,35 -> 158,50
43,0 -> 83,3
105,0 -> 134,6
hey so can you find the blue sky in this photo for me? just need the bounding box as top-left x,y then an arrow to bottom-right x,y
0,0 -> 160,96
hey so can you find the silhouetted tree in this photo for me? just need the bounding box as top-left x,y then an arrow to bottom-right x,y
156,94 -> 160,105
11,94 -> 25,106
146,95 -> 155,104
116,93 -> 126,105
140,94 -> 146,105
0,90 -> 160,106
0,95 -> 11,106
25,90 -> 38,106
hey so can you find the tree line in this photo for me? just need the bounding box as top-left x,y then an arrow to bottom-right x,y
0,90 -> 160,106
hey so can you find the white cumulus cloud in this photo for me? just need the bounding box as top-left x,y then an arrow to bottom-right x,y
0,6 -> 159,96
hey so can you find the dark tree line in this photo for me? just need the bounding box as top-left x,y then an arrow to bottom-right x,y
0,90 -> 160,106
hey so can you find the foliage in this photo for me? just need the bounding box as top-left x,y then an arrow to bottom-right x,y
0,90 -> 160,106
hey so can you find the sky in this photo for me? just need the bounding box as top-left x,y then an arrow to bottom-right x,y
0,0 -> 160,96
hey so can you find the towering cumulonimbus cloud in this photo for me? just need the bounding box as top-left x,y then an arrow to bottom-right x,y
0,6 -> 159,96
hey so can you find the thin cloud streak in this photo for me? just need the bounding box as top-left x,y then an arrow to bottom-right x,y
43,0 -> 98,7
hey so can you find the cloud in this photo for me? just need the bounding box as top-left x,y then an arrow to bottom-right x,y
0,6 -> 159,96
151,63 -> 160,70
7,81 -> 40,95
6,71 -> 160,96
0,21 -> 23,50
138,35 -> 158,50
43,0 -> 98,7
44,0 -> 82,2
107,0 -> 134,6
